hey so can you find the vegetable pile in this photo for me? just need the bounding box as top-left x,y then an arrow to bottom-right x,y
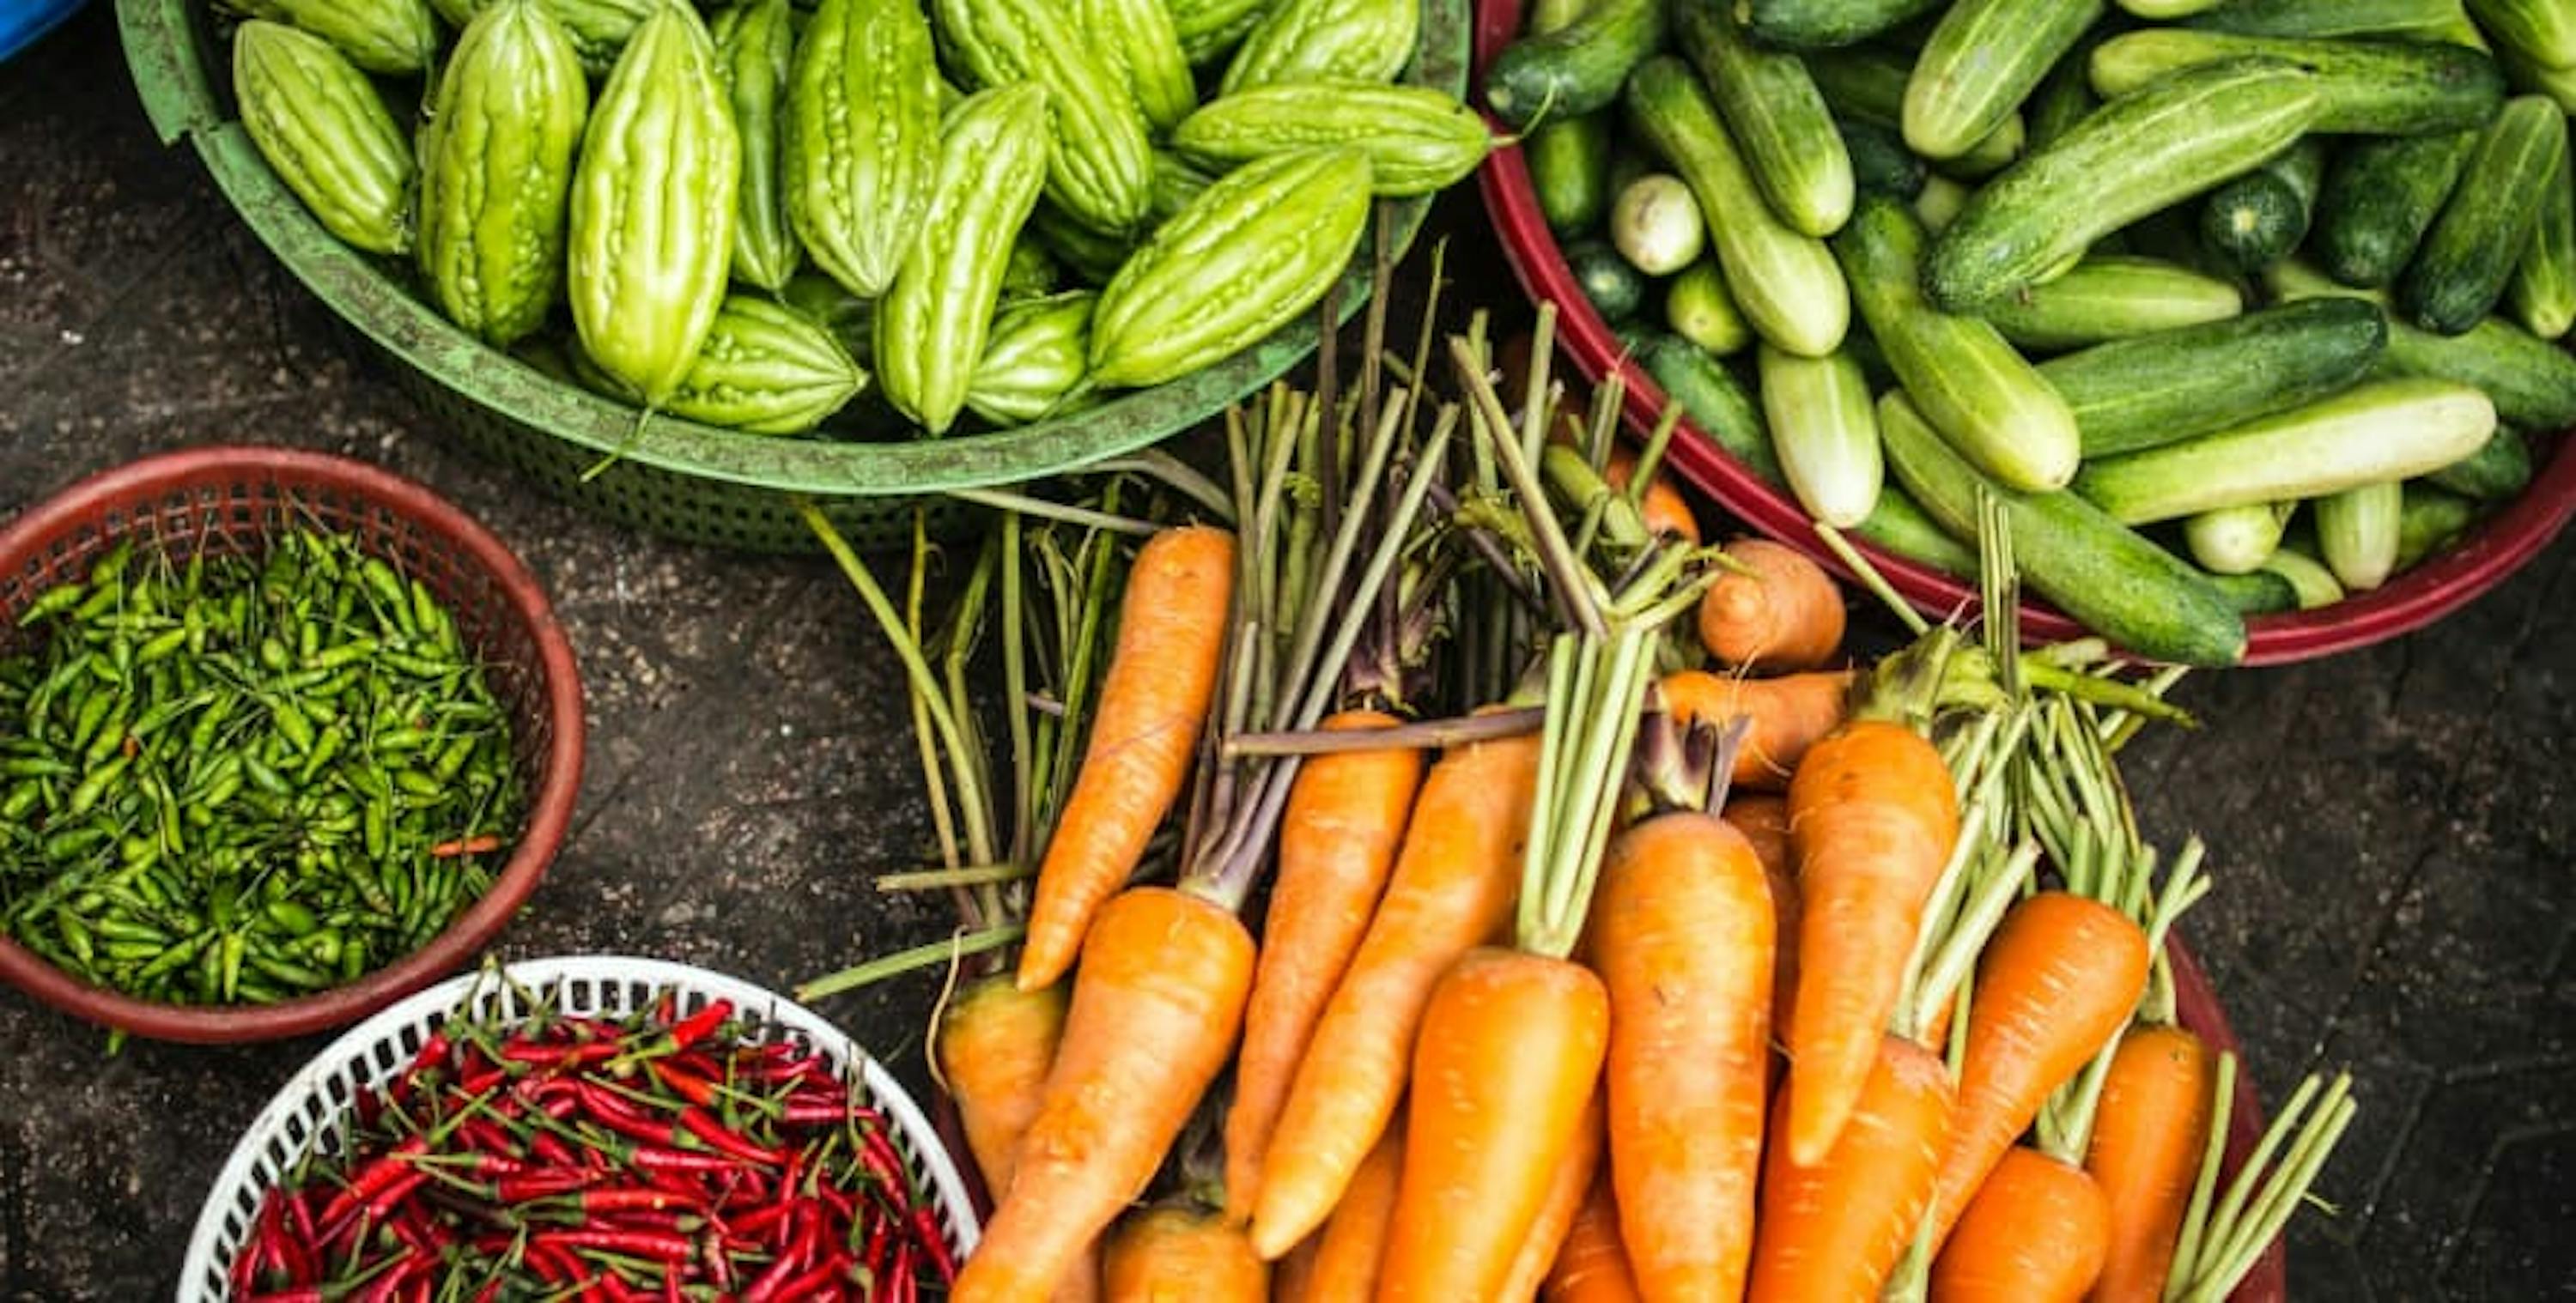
1492,0 -> 2576,665
0,530 -> 522,1009
226,979 -> 955,1301
219,0 -> 1493,438
795,270 -> 2358,1301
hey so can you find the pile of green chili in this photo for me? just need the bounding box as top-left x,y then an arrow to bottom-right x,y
0,530 -> 523,1006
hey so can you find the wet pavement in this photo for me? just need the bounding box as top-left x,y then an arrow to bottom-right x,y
3,9 -> 2572,1299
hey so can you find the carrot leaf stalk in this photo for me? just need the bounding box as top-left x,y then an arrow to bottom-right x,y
2164,1060 -> 2358,1303
1519,628 -> 1657,960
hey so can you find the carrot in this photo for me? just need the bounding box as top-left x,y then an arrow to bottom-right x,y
2085,1025 -> 2215,1303
1605,445 -> 1702,543
1929,1147 -> 2112,1303
1103,1203 -> 1268,1301
1374,947 -> 1610,1301
1927,891 -> 2150,1251
1722,793 -> 1800,1043
1497,1088 -> 1608,1302
1779,717 -> 1959,1167
937,976 -> 1069,1198
1660,669 -> 1853,791
1298,1113 -> 1405,1301
1223,711 -> 1425,1221
1272,1236 -> 1318,1303
1246,728 -> 1544,1258
954,888 -> 1256,1303
1592,812 -> 1772,1301
1697,539 -> 1845,674
1747,1033 -> 1956,1301
1544,1174 -> 1643,1303
1018,525 -> 1236,991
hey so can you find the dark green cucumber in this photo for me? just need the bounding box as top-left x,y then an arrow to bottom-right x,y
1904,0 -> 2105,162
1631,330 -> 1771,473
1926,58 -> 2324,312
1675,3 -> 1852,238
2507,120 -> 2575,339
2401,95 -> 2568,334
2038,296 -> 2388,458
1738,0 -> 1945,52
1807,47 -> 2026,179
1564,237 -> 1649,323
1852,482 -> 1982,576
1484,0 -> 1665,130
2200,138 -> 2326,274
2269,258 -> 2576,429
1838,118 -> 1927,199
2203,567 -> 2300,615
2087,30 -> 2506,136
1878,389 -> 2250,665
2188,0 -> 2470,40
2395,482 -> 2482,570
2425,426 -> 2534,499
1978,255 -> 2245,351
2026,33 -> 2105,151
2312,130 -> 2478,288
1528,112 -> 1616,234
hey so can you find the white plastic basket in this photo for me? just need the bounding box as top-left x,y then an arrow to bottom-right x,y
176,955 -> 980,1300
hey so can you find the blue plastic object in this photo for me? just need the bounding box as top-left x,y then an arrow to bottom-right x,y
1,0 -> 89,63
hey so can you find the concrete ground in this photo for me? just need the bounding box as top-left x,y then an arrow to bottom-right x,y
2,9 -> 2571,1298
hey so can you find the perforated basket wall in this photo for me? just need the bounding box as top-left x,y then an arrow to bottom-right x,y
177,955 -> 980,1300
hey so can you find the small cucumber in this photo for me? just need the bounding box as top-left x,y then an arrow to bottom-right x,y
2201,138 -> 2326,275
2313,480 -> 2403,591
2117,0 -> 2225,15
2425,426 -> 2534,499
2185,501 -> 2292,574
2087,30 -> 2506,136
1675,4 -> 1853,238
2026,34 -> 2105,151
2466,0 -> 2576,73
2259,543 -> 2347,608
1758,344 -> 1883,527
1879,390 -> 2250,665
2071,377 -> 2497,524
1835,196 -> 2080,491
1485,0 -> 1666,130
2312,130 -> 2479,289
1838,118 -> 1927,200
1528,112 -> 1617,235
1631,330 -> 1771,474
1853,482 -> 1982,577
2269,258 -> 2576,428
2204,567 -> 2301,615
1738,0 -> 1945,52
1566,237 -> 1649,323
2396,482 -> 2482,570
1625,56 -> 1850,357
1666,257 -> 1754,356
1611,173 -> 1706,276
2403,96 -> 2569,334
2189,0 -> 2472,40
1915,172 -> 1971,233
1978,255 -> 2245,352
1905,0 -> 2105,162
1809,47 -> 2025,179
2507,121 -> 2575,339
2038,296 -> 2388,458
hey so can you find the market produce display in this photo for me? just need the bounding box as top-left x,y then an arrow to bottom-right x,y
1485,0 -> 2576,665
211,0 -> 1496,440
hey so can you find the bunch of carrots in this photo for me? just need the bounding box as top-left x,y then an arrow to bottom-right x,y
795,252 -> 2354,1303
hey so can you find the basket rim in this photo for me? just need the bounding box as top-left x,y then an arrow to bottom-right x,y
114,0 -> 1470,501
174,954 -> 981,1301
0,445 -> 586,1043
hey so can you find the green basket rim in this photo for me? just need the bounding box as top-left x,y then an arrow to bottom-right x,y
117,0 -> 1470,500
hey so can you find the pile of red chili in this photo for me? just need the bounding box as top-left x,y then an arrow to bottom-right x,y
228,988 -> 955,1302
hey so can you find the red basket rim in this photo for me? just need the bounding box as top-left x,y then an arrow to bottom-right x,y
0,446 -> 585,1043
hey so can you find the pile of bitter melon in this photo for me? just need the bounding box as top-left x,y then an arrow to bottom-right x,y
224,0 -> 1490,437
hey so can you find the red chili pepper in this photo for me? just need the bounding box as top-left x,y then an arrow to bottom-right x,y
596,1276 -> 645,1303
503,1038 -> 623,1070
911,1204 -> 957,1283
316,1136 -> 429,1230
528,1130 -> 577,1168
535,1227 -> 695,1260
647,1060 -> 721,1109
245,1289 -> 323,1303
494,1169 -> 595,1203
728,1202 -> 794,1240
562,1185 -> 701,1215
429,834 -> 504,858
677,1107 -> 787,1167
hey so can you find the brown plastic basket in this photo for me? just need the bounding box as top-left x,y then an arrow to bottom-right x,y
0,447 -> 584,1043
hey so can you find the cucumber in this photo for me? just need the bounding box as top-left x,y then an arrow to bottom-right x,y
2204,567 -> 2301,615
1528,112 -> 1616,235
1927,58 -> 2324,312
2117,0 -> 2225,15
1977,255 -> 2245,351
2313,480 -> 2403,591
2026,34 -> 2105,151
1625,56 -> 1851,357
2507,122 -> 2575,339
2500,39 -> 2576,113
2269,258 -> 2576,428
1674,5 -> 1852,238
1611,173 -> 1706,276
2201,138 -> 2326,275
2466,0 -> 2576,72
1839,118 -> 1927,200
1915,172 -> 1971,233
1565,237 -> 1649,323
2425,426 -> 2534,498
1485,0 -> 1665,130
1666,258 -> 1753,356
1878,390 -> 2250,665
2396,482 -> 2482,569
1758,343 -> 1882,527
1807,48 -> 2026,179
2070,376 -> 2498,523
2037,296 -> 2388,458
1835,196 -> 2080,491
1905,0 -> 2105,162
2185,501 -> 2292,573
1631,330 -> 1771,474
2188,0 -> 2471,40
2312,130 -> 2479,288
1738,0 -> 1944,52
1853,482 -> 1982,577
2402,96 -> 2568,334
2087,31 -> 2506,136
2258,544 -> 2346,608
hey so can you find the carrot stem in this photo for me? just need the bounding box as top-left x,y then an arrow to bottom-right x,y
875,863 -> 1034,892
1518,628 -> 1655,959
1223,706 -> 1546,757
1453,336 -> 1607,639
1814,522 -> 1932,637
795,924 -> 1027,1002
945,488 -> 1158,536
1085,451 -> 1237,525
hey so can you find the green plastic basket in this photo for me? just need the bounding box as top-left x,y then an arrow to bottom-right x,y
116,0 -> 1468,552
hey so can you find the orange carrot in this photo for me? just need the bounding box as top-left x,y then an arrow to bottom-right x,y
1927,892 -> 2151,1250
1544,1173 -> 1644,1303
955,888 -> 1255,1303
1375,948 -> 1611,1301
1272,1236 -> 1318,1303
937,976 -> 1069,1198
1747,1034 -> 1956,1301
1497,1089 -> 1609,1302
1299,1113 -> 1405,1301
1929,1147 -> 2113,1303
2086,1025 -> 2215,1303
1103,1203 -> 1269,1301
1018,526 -> 1236,991
1660,669 -> 1853,791
1779,718 -> 1959,1167
1722,793 -> 1801,1045
1697,539 -> 1845,674
1224,711 -> 1425,1221
1247,729 -> 1544,1258
1592,812 -> 1773,1300
1604,445 -> 1703,543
